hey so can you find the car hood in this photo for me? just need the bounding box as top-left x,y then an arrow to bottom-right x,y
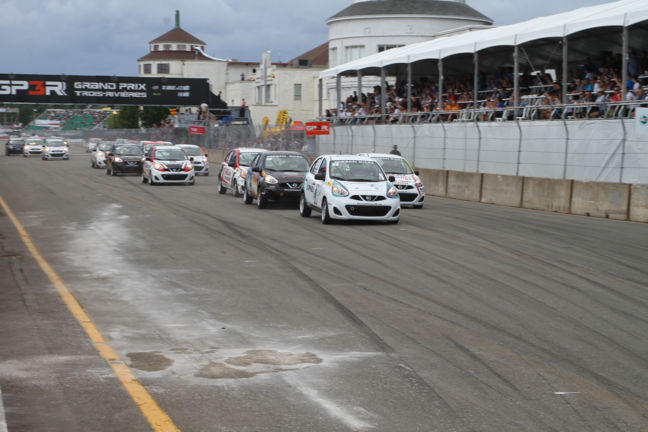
338,181 -> 387,195
117,155 -> 142,161
46,146 -> 67,150
157,160 -> 188,169
388,174 -> 418,186
268,171 -> 306,182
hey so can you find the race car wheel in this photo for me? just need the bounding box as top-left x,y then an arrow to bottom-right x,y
217,174 -> 226,194
231,178 -> 241,197
256,190 -> 267,209
299,194 -> 311,217
149,176 -> 156,186
413,204 -> 424,209
387,219 -> 400,224
91,161 -> 95,168
111,167 -> 117,176
105,167 -> 110,175
321,199 -> 332,224
141,174 -> 147,183
243,187 -> 252,204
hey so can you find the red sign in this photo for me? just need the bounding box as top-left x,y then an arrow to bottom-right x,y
305,122 -> 330,136
189,126 -> 205,135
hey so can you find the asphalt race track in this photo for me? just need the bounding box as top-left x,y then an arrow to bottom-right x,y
0,142 -> 647,432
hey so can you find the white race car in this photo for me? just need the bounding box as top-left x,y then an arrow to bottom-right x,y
177,144 -> 209,175
358,153 -> 425,208
23,138 -> 45,157
86,138 -> 102,152
42,138 -> 70,160
218,147 -> 267,196
142,145 -> 195,185
300,155 -> 400,224
91,141 -> 113,168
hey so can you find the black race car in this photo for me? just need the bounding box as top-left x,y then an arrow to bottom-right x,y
5,138 -> 25,155
243,151 -> 310,208
106,144 -> 144,175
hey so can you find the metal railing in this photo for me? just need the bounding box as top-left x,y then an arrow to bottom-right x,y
325,100 -> 648,125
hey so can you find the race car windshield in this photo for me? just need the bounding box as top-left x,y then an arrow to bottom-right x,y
155,149 -> 187,161
10,139 -> 24,143
115,146 -> 141,156
181,147 -> 202,156
27,140 -> 44,145
98,143 -> 112,151
46,140 -> 64,146
265,156 -> 309,172
376,158 -> 412,174
239,152 -> 259,167
330,161 -> 386,182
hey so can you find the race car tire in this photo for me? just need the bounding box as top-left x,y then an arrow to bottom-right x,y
243,186 -> 252,204
321,198 -> 332,224
106,167 -> 110,175
413,204 -> 424,209
141,174 -> 147,183
231,178 -> 241,197
111,167 -> 117,176
91,161 -> 95,168
256,190 -> 267,209
299,194 -> 311,217
217,174 -> 226,194
387,219 -> 400,224
149,176 -> 156,186
204,172 -> 210,176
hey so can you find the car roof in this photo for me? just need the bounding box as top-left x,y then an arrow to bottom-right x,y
357,153 -> 404,159
237,147 -> 267,153
176,144 -> 199,148
326,154 -> 377,162
263,151 -> 304,157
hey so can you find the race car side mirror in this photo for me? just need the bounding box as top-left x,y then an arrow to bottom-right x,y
414,170 -> 420,176
389,175 -> 396,183
228,161 -> 236,167
190,156 -> 195,162
252,166 -> 261,172
314,173 -> 325,181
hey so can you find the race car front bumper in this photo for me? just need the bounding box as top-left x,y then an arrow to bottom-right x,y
326,195 -> 400,221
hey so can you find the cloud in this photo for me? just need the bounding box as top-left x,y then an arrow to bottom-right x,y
0,0 -> 617,76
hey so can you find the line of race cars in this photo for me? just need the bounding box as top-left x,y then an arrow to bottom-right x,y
86,138 -> 209,185
5,136 -> 70,159
216,147 -> 425,224
6,135 -> 425,224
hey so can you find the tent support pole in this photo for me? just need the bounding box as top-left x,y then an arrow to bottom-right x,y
357,71 -> 362,106
407,62 -> 412,113
473,52 -> 479,110
438,59 -> 444,111
622,26 -> 628,101
336,75 -> 342,112
562,36 -> 568,105
380,67 -> 386,120
318,78 -> 323,118
513,45 -> 519,113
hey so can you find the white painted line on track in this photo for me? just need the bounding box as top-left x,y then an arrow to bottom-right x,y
0,386 -> 8,432
554,392 -> 580,395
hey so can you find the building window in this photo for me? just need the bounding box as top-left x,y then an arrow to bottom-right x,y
294,84 -> 302,101
330,47 -> 338,67
256,86 -> 262,104
377,44 -> 404,53
163,44 -> 171,50
265,85 -> 273,103
344,46 -> 365,63
177,44 -> 186,51
143,63 -> 151,74
153,45 -> 159,51
157,63 -> 170,74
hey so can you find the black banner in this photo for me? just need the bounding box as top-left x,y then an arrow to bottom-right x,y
0,74 -> 211,106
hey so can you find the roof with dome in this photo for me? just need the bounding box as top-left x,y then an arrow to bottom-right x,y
328,0 -> 492,23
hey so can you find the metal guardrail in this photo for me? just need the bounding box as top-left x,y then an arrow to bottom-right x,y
325,100 -> 648,125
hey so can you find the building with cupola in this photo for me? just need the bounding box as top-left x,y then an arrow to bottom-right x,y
137,2 -> 492,125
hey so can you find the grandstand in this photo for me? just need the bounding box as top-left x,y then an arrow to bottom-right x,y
27,109 -> 110,131
319,0 -> 648,124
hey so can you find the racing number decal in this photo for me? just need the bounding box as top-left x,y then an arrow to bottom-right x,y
28,81 -> 45,95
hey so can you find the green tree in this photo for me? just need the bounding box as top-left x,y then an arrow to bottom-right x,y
140,106 -> 170,128
116,106 -> 140,129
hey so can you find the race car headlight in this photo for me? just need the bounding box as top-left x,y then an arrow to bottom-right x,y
264,174 -> 278,184
113,157 -> 122,163
97,151 -> 105,157
202,156 -> 208,162
331,181 -> 349,197
24,145 -> 30,150
153,162 -> 165,171
387,185 -> 399,198
183,162 -> 193,172
43,147 -> 49,151
415,180 -> 423,188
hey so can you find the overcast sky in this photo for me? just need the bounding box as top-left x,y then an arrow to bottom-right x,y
1,0 -> 614,76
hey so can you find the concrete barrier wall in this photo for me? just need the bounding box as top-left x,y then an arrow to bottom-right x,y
571,182 -> 630,221
416,168 -> 647,223
481,175 -> 523,207
629,185 -> 648,223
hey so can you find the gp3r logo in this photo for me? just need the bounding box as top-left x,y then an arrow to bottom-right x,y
0,80 -> 67,96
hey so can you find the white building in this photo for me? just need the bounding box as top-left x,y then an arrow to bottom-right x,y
325,0 -> 492,108
137,3 -> 492,126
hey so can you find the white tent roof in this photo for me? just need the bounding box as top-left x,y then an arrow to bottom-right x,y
320,0 -> 648,78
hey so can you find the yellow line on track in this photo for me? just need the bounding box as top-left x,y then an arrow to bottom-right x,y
0,195 -> 180,432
